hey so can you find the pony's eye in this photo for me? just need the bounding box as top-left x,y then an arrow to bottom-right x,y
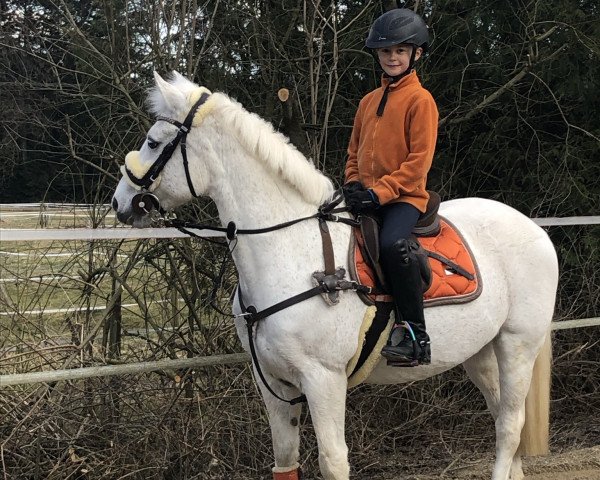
147,139 -> 160,149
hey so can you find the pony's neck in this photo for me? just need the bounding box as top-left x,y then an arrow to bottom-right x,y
208,147 -> 316,229
183,91 -> 337,297
206,144 -> 322,300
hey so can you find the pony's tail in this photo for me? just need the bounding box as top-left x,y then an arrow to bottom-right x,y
519,332 -> 552,456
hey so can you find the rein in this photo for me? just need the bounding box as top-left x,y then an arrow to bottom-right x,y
171,192 -> 368,405
166,206 -> 358,235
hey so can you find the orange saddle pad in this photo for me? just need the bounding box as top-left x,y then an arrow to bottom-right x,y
353,218 -> 482,307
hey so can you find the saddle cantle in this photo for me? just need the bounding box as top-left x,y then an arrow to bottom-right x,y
349,192 -> 482,308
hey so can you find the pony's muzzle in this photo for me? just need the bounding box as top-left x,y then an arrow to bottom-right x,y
131,192 -> 161,216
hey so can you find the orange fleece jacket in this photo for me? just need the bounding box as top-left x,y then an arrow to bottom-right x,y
345,70 -> 438,212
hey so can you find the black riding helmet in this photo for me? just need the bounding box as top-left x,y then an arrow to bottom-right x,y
366,9 -> 429,116
365,8 -> 429,52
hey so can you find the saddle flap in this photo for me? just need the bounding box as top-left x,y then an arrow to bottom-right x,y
358,214 -> 388,290
359,214 -> 380,265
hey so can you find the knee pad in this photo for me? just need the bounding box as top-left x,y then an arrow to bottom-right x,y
381,238 -> 414,265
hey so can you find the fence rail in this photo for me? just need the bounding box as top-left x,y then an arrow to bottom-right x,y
1,318 -> 599,387
1,216 -> 599,242
0,227 -> 222,241
0,353 -> 250,387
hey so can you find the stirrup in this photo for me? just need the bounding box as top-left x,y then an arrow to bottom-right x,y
383,342 -> 421,367
381,322 -> 428,367
386,356 -> 420,368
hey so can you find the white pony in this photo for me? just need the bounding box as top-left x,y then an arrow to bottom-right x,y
112,72 -> 558,480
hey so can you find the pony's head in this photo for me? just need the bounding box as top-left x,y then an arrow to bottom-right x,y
112,71 -> 334,227
112,71 -> 218,226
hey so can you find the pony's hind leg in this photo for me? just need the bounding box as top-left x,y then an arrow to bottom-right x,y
463,343 -> 524,480
258,372 -> 303,479
462,342 -> 501,419
491,330 -> 547,480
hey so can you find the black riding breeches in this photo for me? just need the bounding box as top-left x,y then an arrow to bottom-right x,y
378,201 -> 420,254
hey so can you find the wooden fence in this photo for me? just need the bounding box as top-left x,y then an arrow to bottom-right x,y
1,216 -> 598,387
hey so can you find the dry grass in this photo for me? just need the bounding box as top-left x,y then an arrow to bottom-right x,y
1,331 -> 598,479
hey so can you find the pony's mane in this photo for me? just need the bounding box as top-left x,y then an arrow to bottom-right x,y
149,73 -> 334,206
211,93 -> 334,206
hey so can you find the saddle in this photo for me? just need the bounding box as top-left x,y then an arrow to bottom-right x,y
349,191 -> 482,307
344,192 -> 481,385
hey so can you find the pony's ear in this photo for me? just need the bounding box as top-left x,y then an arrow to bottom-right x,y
151,71 -> 186,114
170,70 -> 185,82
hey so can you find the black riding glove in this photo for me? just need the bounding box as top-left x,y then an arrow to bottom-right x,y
342,181 -> 364,196
345,189 -> 380,213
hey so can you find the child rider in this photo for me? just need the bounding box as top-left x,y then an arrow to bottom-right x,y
343,8 -> 438,366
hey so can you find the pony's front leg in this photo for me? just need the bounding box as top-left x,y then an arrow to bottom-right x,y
303,366 -> 350,480
258,371 -> 303,480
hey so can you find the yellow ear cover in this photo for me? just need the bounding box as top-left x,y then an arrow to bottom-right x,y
188,87 -> 216,127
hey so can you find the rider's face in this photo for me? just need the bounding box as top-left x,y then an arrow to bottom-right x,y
376,44 -> 422,77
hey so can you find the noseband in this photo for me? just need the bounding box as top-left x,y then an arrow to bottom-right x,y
124,92 -> 211,197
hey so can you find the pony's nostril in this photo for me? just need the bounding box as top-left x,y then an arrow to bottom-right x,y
112,197 -> 118,210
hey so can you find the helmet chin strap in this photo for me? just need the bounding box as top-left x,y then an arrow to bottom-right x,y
376,45 -> 418,117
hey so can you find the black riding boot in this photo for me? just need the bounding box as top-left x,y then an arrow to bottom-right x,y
380,239 -> 431,366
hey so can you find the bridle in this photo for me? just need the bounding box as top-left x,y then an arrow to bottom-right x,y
123,92 -> 211,199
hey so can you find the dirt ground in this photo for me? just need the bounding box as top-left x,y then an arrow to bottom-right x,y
521,446 -> 600,480
372,445 -> 600,480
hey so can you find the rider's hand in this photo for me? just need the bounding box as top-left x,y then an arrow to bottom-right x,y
342,181 -> 364,196
345,189 -> 380,213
